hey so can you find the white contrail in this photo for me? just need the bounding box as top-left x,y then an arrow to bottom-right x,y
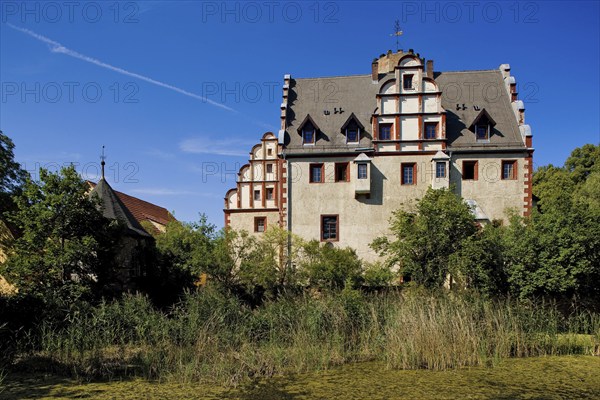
7,23 -> 235,112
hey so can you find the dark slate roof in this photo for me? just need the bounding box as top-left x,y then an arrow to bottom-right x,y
284,69 -> 525,154
435,70 -> 524,150
89,179 -> 151,237
284,74 -> 392,154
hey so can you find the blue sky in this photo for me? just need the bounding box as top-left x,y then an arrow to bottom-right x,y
1,0 -> 599,226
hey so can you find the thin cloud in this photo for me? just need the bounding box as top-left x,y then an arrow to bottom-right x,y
7,24 -> 234,112
179,137 -> 254,157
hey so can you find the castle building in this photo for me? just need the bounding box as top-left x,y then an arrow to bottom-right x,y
224,50 -> 534,261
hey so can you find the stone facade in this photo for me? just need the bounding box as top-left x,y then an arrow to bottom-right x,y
224,50 -> 534,262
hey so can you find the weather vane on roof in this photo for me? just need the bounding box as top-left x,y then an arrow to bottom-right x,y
100,145 -> 106,179
390,20 -> 403,52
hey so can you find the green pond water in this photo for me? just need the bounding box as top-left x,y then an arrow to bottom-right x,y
2,356 -> 599,400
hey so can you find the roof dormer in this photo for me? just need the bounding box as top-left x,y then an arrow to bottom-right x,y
340,113 -> 365,144
469,109 -> 497,142
297,114 -> 320,145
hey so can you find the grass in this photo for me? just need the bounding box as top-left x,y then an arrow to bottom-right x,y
9,286 -> 598,387
2,356 -> 600,399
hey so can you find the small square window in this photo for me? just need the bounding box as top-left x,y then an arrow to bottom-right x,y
266,188 -> 274,200
310,163 -> 324,183
401,163 -> 416,185
357,164 -> 368,179
379,124 -> 392,140
346,128 -> 359,143
435,162 -> 446,178
335,163 -> 349,182
462,161 -> 478,180
475,125 -> 489,141
425,122 -> 438,139
254,217 -> 266,233
266,163 -> 273,174
267,148 -> 273,156
403,74 -> 414,90
254,190 -> 261,201
321,215 -> 338,241
502,160 -> 517,180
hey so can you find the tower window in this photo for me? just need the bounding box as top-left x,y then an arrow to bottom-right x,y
403,74 -> 414,90
254,190 -> 260,201
425,122 -> 438,139
266,188 -> 274,199
379,123 -> 392,140
266,163 -> 273,174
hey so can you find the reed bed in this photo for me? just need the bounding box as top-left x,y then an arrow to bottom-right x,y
23,287 -> 600,385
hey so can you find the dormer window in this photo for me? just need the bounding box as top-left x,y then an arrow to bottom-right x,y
302,124 -> 315,145
297,115 -> 320,146
403,74 -> 414,90
475,125 -> 489,141
341,113 -> 365,144
346,127 -> 359,143
470,109 -> 496,143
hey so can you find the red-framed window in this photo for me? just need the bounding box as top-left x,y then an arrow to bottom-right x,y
401,163 -> 416,185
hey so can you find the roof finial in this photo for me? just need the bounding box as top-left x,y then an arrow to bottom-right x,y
100,145 -> 106,180
389,20 -> 403,52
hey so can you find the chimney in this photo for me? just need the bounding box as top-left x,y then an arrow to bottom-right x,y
371,58 -> 379,82
426,60 -> 434,78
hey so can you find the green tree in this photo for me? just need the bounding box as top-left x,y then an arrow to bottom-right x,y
449,221 -> 507,296
504,144 -> 600,299
1,166 -> 109,304
0,130 -> 27,219
371,187 -> 476,288
300,240 -> 363,290
154,215 -> 216,278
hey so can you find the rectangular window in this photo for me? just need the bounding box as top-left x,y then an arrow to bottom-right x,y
346,128 -> 359,143
266,188 -> 274,200
254,190 -> 261,201
267,148 -> 273,156
502,160 -> 517,180
379,123 -> 392,140
310,163 -> 324,183
475,125 -> 489,141
403,74 -> 414,90
435,162 -> 446,178
266,163 -> 273,174
424,122 -> 438,139
357,163 -> 368,179
321,215 -> 338,241
401,163 -> 416,185
462,160 -> 478,180
303,127 -> 315,144
254,217 -> 266,233
335,162 -> 349,182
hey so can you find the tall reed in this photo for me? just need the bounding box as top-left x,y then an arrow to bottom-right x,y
28,287 -> 600,385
